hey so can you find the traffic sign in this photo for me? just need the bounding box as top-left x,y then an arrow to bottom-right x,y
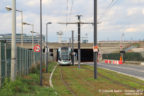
93,46 -> 98,52
34,45 -> 40,52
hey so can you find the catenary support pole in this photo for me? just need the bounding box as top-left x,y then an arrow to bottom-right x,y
72,30 -> 74,66
94,0 -> 98,79
77,15 -> 81,69
40,0 -> 43,86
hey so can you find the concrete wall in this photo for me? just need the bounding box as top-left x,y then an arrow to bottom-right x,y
15,42 -> 134,61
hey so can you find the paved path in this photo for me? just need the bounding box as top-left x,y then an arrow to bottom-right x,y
84,62 -> 144,81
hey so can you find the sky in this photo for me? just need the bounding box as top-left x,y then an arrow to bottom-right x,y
1,0 -> 144,42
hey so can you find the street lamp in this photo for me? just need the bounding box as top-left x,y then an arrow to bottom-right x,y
23,22 -> 35,65
23,22 -> 34,46
22,22 -> 31,25
46,22 -> 52,73
6,6 -> 24,47
31,31 -> 40,45
10,0 -> 16,81
22,22 -> 34,48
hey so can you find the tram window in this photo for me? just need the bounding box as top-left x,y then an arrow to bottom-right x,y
50,53 -> 53,56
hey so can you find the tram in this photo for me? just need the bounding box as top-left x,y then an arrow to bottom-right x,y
57,47 -> 72,65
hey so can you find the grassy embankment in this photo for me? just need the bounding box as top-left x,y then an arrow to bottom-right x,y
53,65 -> 144,96
0,62 -> 58,96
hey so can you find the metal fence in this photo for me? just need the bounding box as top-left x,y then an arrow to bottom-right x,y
0,41 -> 45,87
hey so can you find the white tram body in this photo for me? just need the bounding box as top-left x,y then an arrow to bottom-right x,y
58,47 -> 72,65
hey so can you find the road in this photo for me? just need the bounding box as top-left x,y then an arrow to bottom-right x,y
84,62 -> 144,81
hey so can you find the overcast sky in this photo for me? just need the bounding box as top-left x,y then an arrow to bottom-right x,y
1,0 -> 144,42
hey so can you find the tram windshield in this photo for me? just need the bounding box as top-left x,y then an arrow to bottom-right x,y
60,47 -> 70,60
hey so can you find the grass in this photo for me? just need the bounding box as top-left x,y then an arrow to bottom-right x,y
0,62 -> 58,96
53,65 -> 144,96
1,63 -> 143,96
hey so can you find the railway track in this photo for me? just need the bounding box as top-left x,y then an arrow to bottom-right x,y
59,67 -> 77,96
71,68 -> 96,89
53,65 -> 144,96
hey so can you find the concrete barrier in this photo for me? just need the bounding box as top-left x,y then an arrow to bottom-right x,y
105,59 -> 123,65
105,60 -> 108,63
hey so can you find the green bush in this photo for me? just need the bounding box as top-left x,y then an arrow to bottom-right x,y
125,53 -> 144,61
103,52 -> 144,61
103,53 -> 120,60
0,78 -> 29,96
0,62 -> 57,96
30,64 -> 38,73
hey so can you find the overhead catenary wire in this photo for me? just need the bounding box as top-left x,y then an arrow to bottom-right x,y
98,0 -> 120,22
134,31 -> 144,41
108,0 -> 119,9
66,0 -> 69,23
63,0 -> 120,42
98,0 -> 118,20
63,0 -> 69,40
63,0 -> 75,41
69,0 -> 74,17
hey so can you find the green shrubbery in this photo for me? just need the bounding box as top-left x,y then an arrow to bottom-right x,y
0,76 -> 35,96
0,63 -> 41,96
0,62 -> 57,96
125,53 -> 144,61
103,52 -> 144,61
103,53 -> 120,60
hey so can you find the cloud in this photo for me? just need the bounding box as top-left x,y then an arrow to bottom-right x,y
127,8 -> 138,16
124,24 -> 144,33
1,0 -> 144,42
142,9 -> 144,15
125,27 -> 138,32
128,0 -> 144,3
127,8 -> 143,16
26,0 -> 52,6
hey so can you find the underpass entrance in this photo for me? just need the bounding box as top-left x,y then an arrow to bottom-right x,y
74,49 -> 93,62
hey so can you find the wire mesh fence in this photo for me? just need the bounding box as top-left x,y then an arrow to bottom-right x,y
0,41 -> 45,87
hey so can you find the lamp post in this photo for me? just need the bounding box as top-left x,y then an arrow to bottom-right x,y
10,0 -> 16,81
32,32 -> 40,45
30,26 -> 36,65
23,22 -> 36,65
46,22 -> 52,73
31,24 -> 34,51
22,22 -> 34,48
6,6 -> 24,47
